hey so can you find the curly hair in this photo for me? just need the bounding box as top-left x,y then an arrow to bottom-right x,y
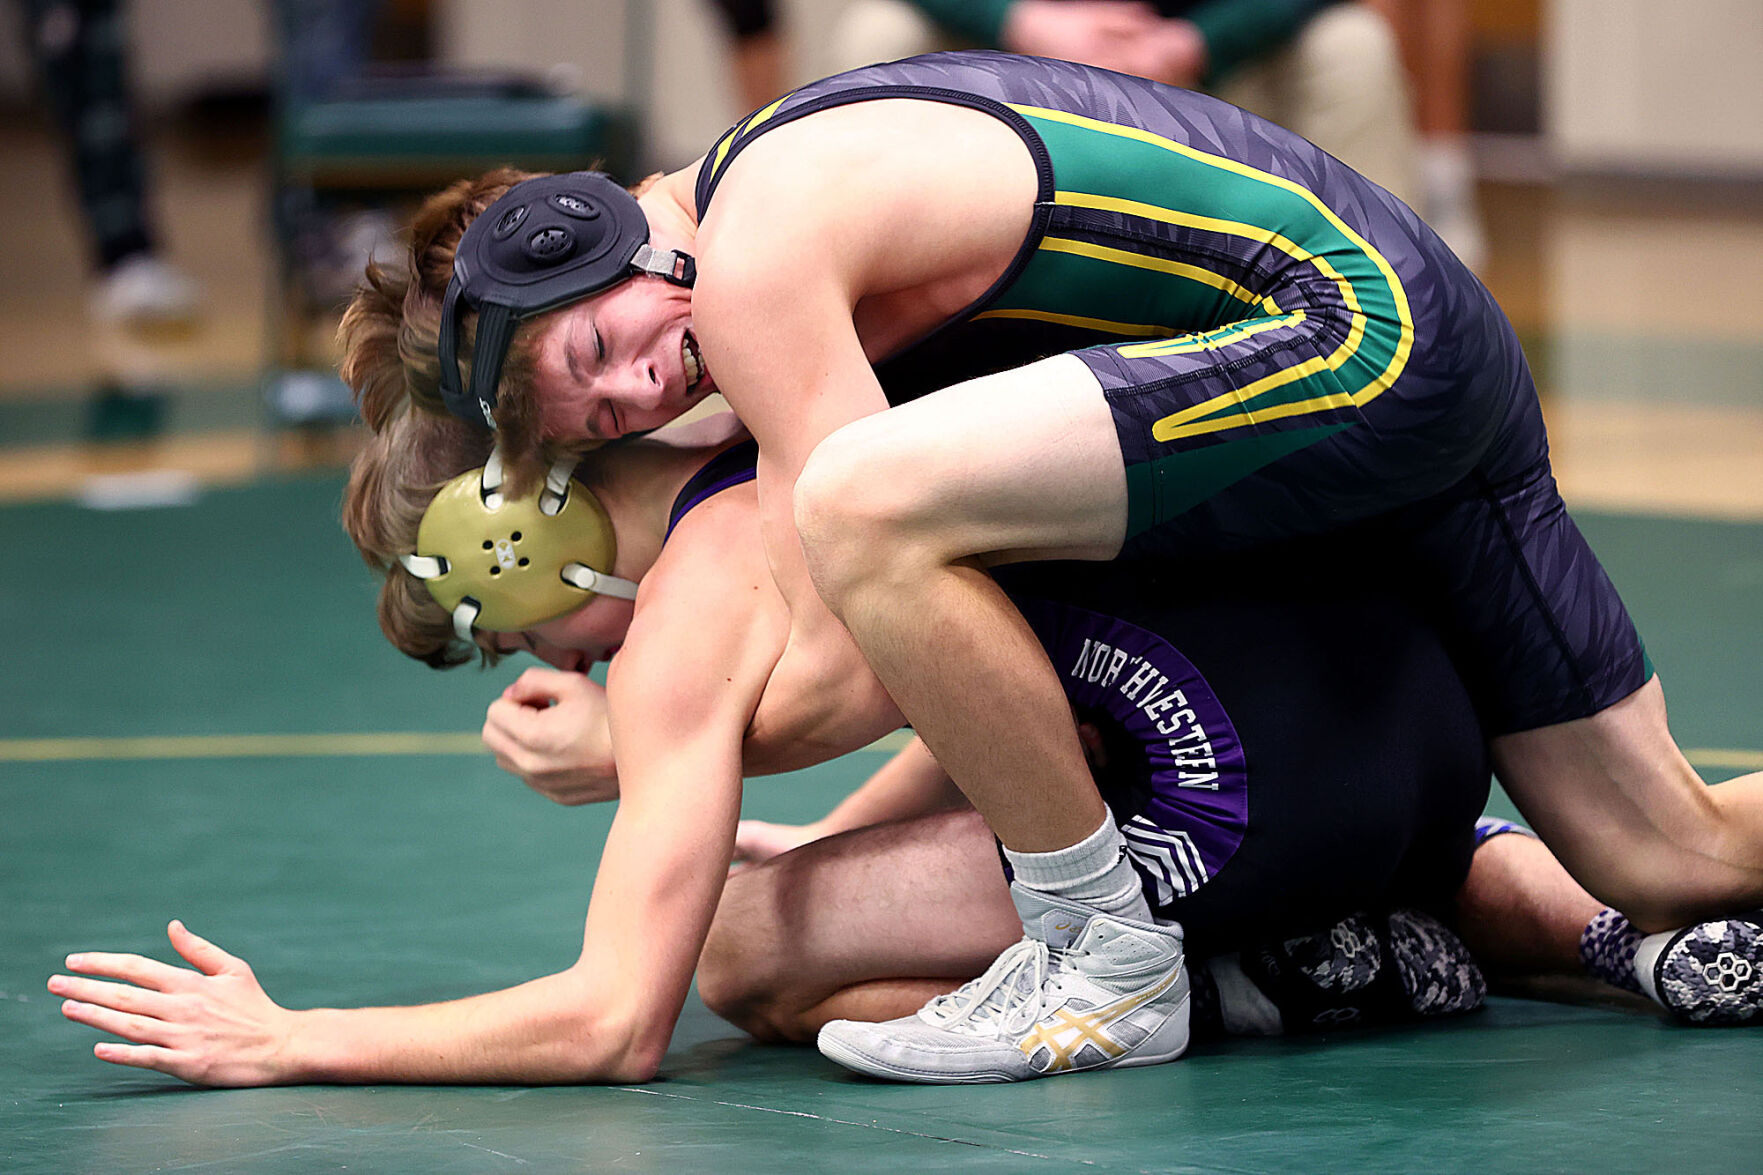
338,167 -> 550,481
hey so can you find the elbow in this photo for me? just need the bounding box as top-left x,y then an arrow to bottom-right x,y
558,1020 -> 668,1085
791,429 -> 866,610
551,993 -> 673,1084
598,1044 -> 665,1085
610,1014 -> 676,1082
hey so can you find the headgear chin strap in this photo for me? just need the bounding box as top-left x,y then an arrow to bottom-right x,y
437,171 -> 696,431
399,448 -> 640,642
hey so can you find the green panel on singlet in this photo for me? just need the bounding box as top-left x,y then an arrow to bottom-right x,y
3,478 -> 1761,1174
1124,421 -> 1353,537
983,228 -> 1249,337
1016,109 -> 1411,400
1138,305 -> 1412,425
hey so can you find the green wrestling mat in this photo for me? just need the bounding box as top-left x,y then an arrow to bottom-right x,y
3,474 -> 1760,1173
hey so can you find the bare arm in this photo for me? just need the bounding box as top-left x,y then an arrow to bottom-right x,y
51,735 -> 755,1086
734,736 -> 967,865
691,103 -> 1031,720
817,736 -> 965,833
51,521 -> 785,1087
690,260 -> 895,767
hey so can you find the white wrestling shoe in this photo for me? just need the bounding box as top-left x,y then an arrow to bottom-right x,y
817,884 -> 1190,1083
93,254 -> 202,330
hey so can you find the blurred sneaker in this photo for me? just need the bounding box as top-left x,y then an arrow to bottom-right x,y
92,253 -> 202,330
268,369 -> 358,427
1420,138 -> 1487,273
303,209 -> 398,304
817,884 -> 1189,1083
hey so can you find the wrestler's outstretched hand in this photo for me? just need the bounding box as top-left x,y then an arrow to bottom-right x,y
730,819 -> 828,869
483,667 -> 618,805
49,921 -> 298,1087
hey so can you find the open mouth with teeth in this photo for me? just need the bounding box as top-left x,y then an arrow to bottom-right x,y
682,331 -> 709,393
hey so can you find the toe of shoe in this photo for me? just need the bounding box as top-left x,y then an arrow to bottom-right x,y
1658,920 -> 1763,1025
817,1020 -> 1030,1082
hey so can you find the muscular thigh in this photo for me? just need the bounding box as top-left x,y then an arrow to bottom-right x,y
1381,422 -> 1650,735
813,352 -> 1131,564
721,807 -> 1019,986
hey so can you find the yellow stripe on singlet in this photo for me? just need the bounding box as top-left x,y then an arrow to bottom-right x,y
975,307 -> 1175,337
1033,236 -> 1286,316
1117,312 -> 1310,359
1050,191 -> 1372,441
709,94 -> 792,184
1007,105 -> 1414,442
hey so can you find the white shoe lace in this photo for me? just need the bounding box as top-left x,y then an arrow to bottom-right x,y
919,937 -> 1088,1036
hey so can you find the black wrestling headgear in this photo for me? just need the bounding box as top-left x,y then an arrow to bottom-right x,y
437,171 -> 696,431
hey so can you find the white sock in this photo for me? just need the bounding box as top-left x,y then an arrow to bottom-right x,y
1632,929 -> 1680,1006
1003,810 -> 1151,922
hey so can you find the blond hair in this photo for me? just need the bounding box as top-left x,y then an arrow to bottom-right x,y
340,403 -> 634,669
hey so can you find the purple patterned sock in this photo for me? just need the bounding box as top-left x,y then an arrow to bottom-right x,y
1579,908 -> 1646,994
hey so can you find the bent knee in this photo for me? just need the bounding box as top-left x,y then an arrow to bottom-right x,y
699,883 -> 831,1043
793,422 -> 953,607
697,918 -> 793,1041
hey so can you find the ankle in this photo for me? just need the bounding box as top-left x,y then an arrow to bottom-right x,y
1579,907 -> 1646,994
1003,811 -> 1151,922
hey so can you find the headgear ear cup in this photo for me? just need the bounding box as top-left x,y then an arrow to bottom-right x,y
400,452 -> 639,641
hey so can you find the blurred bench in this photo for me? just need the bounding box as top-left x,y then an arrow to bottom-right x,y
269,67 -> 637,425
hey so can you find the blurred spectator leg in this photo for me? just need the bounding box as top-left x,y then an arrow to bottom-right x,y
704,0 -> 789,111
269,0 -> 383,427
1366,0 -> 1486,269
731,24 -> 787,110
23,0 -> 201,333
1213,3 -> 1421,210
278,0 -> 377,103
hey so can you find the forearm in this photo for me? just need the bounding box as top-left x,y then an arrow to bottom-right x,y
289,968 -> 662,1085
819,737 -> 965,835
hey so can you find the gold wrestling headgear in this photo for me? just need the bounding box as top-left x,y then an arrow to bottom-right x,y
399,448 -> 639,641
